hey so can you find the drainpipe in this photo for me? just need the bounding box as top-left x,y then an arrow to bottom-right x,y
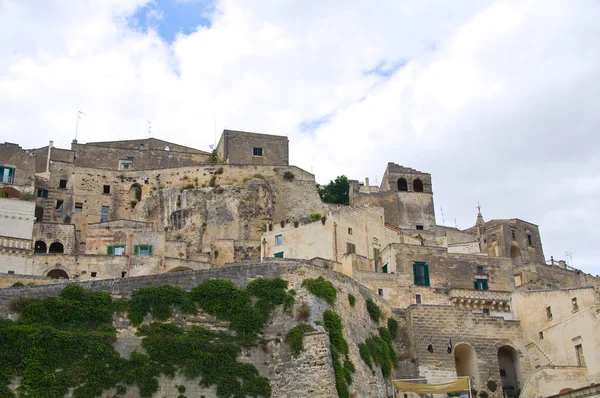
333,222 -> 338,263
261,238 -> 266,262
127,234 -> 133,277
46,141 -> 53,173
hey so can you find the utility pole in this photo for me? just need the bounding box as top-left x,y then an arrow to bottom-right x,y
75,111 -> 85,142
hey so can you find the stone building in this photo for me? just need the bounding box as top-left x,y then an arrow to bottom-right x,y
216,129 -> 289,165
1,131 -> 600,398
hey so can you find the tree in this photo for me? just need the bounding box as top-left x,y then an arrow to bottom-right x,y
318,175 -> 349,205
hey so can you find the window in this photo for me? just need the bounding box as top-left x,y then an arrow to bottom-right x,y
575,344 -> 586,367
491,234 -> 497,242
134,245 -> 153,256
101,206 -> 109,222
572,297 -> 579,312
413,178 -> 424,192
122,272 -> 127,278
511,229 -> 516,240
0,166 -> 15,184
500,369 -> 507,377
474,279 -> 489,290
346,242 -> 356,254
59,179 -> 67,189
164,146 -> 170,151
372,237 -> 378,245
382,264 -> 388,274
74,202 -> 83,212
55,200 -> 64,218
546,306 -> 553,320
483,308 -> 490,315
119,159 -> 133,170
275,234 -> 283,245
415,294 -> 422,304
103,185 -> 111,194
397,178 -> 408,192
348,227 -> 353,235
253,147 -> 263,156
416,225 -> 424,230
139,144 -> 145,150
91,272 -> 97,278
413,262 -> 430,286
7,270 -> 15,275
37,189 -> 48,198
539,331 -> 544,339
274,251 -> 284,258
378,288 -> 383,296
476,266 -> 485,275
107,245 -> 125,255
527,233 -> 533,246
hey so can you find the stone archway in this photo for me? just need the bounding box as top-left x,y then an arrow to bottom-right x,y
49,241 -> 64,254
454,343 -> 479,386
34,240 -> 47,253
498,345 -> 521,395
413,178 -> 424,192
397,178 -> 408,191
46,269 -> 69,279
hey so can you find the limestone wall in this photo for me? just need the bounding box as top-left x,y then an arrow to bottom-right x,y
0,261 -> 399,398
519,366 -> 591,398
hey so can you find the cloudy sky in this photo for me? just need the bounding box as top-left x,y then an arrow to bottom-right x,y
1,0 -> 599,274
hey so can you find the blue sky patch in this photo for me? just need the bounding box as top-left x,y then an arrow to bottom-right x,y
364,59 -> 408,78
128,0 -> 215,43
299,113 -> 333,134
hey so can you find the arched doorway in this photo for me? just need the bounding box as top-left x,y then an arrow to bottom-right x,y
167,266 -> 193,273
413,178 -> 424,192
34,240 -> 47,253
454,343 -> 479,386
510,246 -> 522,266
48,242 -> 64,254
397,178 -> 408,192
498,345 -> 520,396
129,183 -> 142,202
46,269 -> 69,279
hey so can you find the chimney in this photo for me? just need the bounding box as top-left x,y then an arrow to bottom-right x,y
46,140 -> 54,173
365,178 -> 370,189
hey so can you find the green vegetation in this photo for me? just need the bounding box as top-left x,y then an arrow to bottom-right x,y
387,318 -> 398,339
366,298 -> 381,322
130,200 -> 137,208
209,176 -> 217,188
296,302 -> 311,321
317,175 -> 349,205
18,192 -> 37,201
182,183 -> 195,190
323,310 -> 354,398
215,167 -> 224,175
358,327 -> 399,378
347,294 -> 356,307
0,280 -> 291,397
207,150 -> 219,163
302,277 -> 337,305
284,323 -> 314,356
10,282 -> 24,288
309,213 -> 322,222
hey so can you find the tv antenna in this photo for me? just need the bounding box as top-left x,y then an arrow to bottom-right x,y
75,111 -> 85,141
565,251 -> 573,266
146,121 -> 152,138
440,207 -> 446,226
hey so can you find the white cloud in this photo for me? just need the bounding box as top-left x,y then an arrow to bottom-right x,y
0,0 -> 598,274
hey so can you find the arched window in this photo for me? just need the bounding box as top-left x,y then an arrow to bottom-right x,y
397,178 -> 408,191
139,144 -> 145,150
49,241 -> 64,254
413,178 -> 424,192
129,183 -> 142,202
510,246 -> 522,266
34,240 -> 47,253
47,269 -> 69,279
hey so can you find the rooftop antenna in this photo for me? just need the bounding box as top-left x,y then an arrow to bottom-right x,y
146,121 -> 152,138
454,218 -> 458,229
75,111 -> 85,141
440,207 -> 446,226
375,175 -> 378,185
565,251 -> 573,266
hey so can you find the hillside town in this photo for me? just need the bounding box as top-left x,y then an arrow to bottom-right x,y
1,130 -> 599,398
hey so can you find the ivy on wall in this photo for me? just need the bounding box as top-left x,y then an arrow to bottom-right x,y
0,279 -> 292,398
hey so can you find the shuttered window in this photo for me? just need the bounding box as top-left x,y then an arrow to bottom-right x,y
413,262 -> 430,286
134,245 -> 153,255
474,279 -> 489,290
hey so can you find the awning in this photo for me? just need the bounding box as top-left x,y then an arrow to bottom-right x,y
393,378 -> 469,393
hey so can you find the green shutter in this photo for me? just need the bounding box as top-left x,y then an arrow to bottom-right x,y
424,264 -> 430,287
8,168 -> 14,183
148,245 -> 153,255
274,252 -> 284,258
474,280 -> 478,290
413,263 -> 418,285
483,280 -> 489,290
107,246 -> 114,255
134,245 -> 139,255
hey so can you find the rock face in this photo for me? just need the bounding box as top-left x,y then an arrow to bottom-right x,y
0,261 -> 411,398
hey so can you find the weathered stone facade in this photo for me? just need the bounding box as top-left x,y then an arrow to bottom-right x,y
217,129 -> 289,166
